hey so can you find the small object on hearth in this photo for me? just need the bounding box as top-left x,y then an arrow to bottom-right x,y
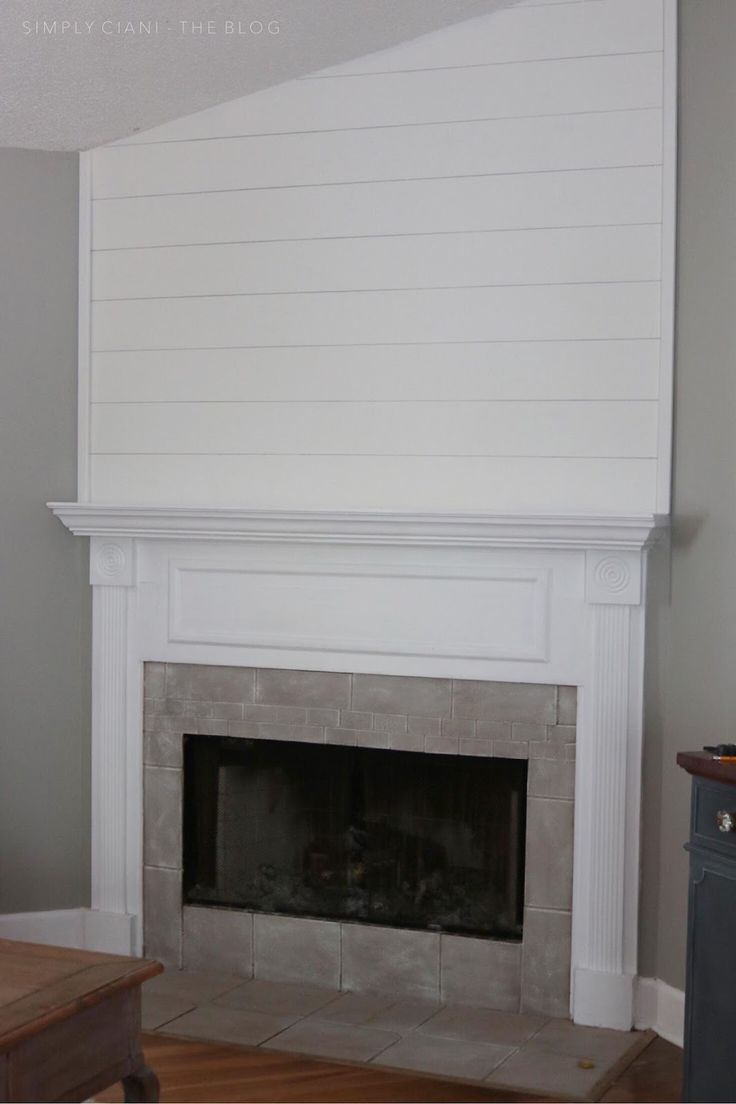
703,743 -> 736,760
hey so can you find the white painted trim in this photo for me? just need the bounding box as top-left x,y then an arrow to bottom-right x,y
636,977 -> 685,1048
48,503 -> 664,551
0,908 -> 134,954
655,0 -> 678,514
76,151 -> 93,501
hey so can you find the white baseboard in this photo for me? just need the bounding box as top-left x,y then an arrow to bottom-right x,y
0,908 -> 135,955
635,976 -> 685,1048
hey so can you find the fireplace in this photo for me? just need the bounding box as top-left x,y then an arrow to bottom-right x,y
183,735 -> 527,939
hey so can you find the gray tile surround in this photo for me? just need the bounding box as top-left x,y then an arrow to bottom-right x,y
143,663 -> 576,1016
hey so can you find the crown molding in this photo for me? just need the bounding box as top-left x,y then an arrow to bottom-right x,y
49,503 -> 666,551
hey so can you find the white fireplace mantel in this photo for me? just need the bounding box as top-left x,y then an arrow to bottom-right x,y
50,502 -> 664,1032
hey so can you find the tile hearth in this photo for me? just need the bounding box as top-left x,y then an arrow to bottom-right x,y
142,971 -> 651,1101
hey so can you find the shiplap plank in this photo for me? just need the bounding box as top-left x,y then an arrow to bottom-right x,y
92,110 -> 661,199
90,400 -> 657,458
91,342 -> 661,405
116,52 -> 662,145
312,0 -> 663,76
92,166 -> 662,250
92,225 -> 661,301
91,283 -> 660,352
89,454 -> 658,513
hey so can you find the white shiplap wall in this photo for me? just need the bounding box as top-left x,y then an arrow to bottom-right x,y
85,0 -> 675,514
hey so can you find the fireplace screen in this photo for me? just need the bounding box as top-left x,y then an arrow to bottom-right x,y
183,736 -> 527,939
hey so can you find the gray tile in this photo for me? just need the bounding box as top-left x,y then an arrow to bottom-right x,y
475,721 -> 512,741
390,731 -> 425,753
425,733 -> 459,755
557,685 -> 578,726
307,708 -> 341,726
487,1041 -> 603,1098
459,737 -> 494,757
531,1018 -> 642,1063
340,710 -> 373,730
265,1018 -> 399,1063
521,908 -> 572,1019
143,866 -> 182,968
325,727 -> 358,746
525,799 -> 574,910
142,993 -> 195,1031
254,914 -> 340,988
373,713 -> 407,736
257,668 -> 350,708
547,723 -> 577,743
353,674 -> 451,718
164,1004 -> 293,1046
492,740 -> 528,759
197,718 -> 229,736
442,718 -> 475,738
215,979 -> 338,1018
228,721 -> 261,739
356,730 -> 390,749
417,1005 -> 544,1047
257,723 -> 325,743
144,767 -> 182,869
144,726 -> 183,769
407,716 -> 442,740
182,906 -> 253,976
144,662 -> 166,699
144,969 -> 243,1004
453,681 -> 556,724
208,702 -> 245,721
342,925 -> 439,1000
315,991 -> 440,1032
164,699 -> 200,719
166,663 -> 255,703
441,936 -> 521,1011
144,697 -> 167,717
529,740 -> 570,760
243,703 -> 308,724
528,759 -> 575,800
511,722 -> 546,743
374,1033 -> 513,1081
144,714 -> 187,736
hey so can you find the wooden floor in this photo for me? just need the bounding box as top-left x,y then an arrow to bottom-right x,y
96,1032 -> 682,1103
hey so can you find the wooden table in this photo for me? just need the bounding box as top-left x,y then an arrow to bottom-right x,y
0,938 -> 163,1103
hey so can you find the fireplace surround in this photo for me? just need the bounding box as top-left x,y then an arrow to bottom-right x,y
50,504 -> 661,1030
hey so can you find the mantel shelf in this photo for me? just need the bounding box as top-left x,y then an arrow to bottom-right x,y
48,502 -> 666,551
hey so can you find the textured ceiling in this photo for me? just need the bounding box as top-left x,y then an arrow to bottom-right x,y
1,0 -> 514,151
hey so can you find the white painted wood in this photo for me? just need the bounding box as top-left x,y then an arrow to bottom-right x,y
77,152 -> 93,500
169,560 -> 550,661
92,166 -> 663,250
115,52 -> 662,145
92,109 -> 661,198
635,977 -> 685,1048
92,225 -> 662,301
90,400 -> 657,459
0,910 -> 85,948
312,0 -> 663,76
87,455 -> 658,513
92,282 -> 660,352
91,342 -> 661,405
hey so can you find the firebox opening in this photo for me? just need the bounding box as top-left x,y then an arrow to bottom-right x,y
183,735 -> 527,940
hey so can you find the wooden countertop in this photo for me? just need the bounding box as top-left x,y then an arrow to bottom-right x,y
678,750 -> 736,786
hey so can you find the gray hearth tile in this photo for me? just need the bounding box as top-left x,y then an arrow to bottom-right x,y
166,663 -> 255,703
453,681 -> 556,724
264,1018 -> 399,1063
256,668 -> 350,708
373,713 -> 407,736
314,991 -> 440,1032
243,703 -> 308,724
528,759 -> 575,801
557,685 -> 578,726
142,992 -> 195,1031
145,969 -> 242,1004
215,978 -> 338,1018
486,1041 -> 603,1098
417,1004 -> 545,1047
340,710 -> 373,731
353,674 -> 451,718
164,1004 -> 294,1046
143,767 -> 182,870
520,907 -> 572,1018
341,924 -> 440,1000
525,798 -> 574,911
182,906 -> 253,976
143,866 -> 182,967
144,726 -> 183,769
254,914 -> 340,988
390,731 -> 425,753
531,1018 -> 642,1063
407,715 -> 441,739
440,935 -> 521,1011
144,662 -> 166,699
374,1033 -> 513,1081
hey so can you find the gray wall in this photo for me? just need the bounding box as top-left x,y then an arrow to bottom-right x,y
0,149 -> 90,912
641,0 -> 736,989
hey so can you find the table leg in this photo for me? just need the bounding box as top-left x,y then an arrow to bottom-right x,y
122,1060 -> 160,1103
